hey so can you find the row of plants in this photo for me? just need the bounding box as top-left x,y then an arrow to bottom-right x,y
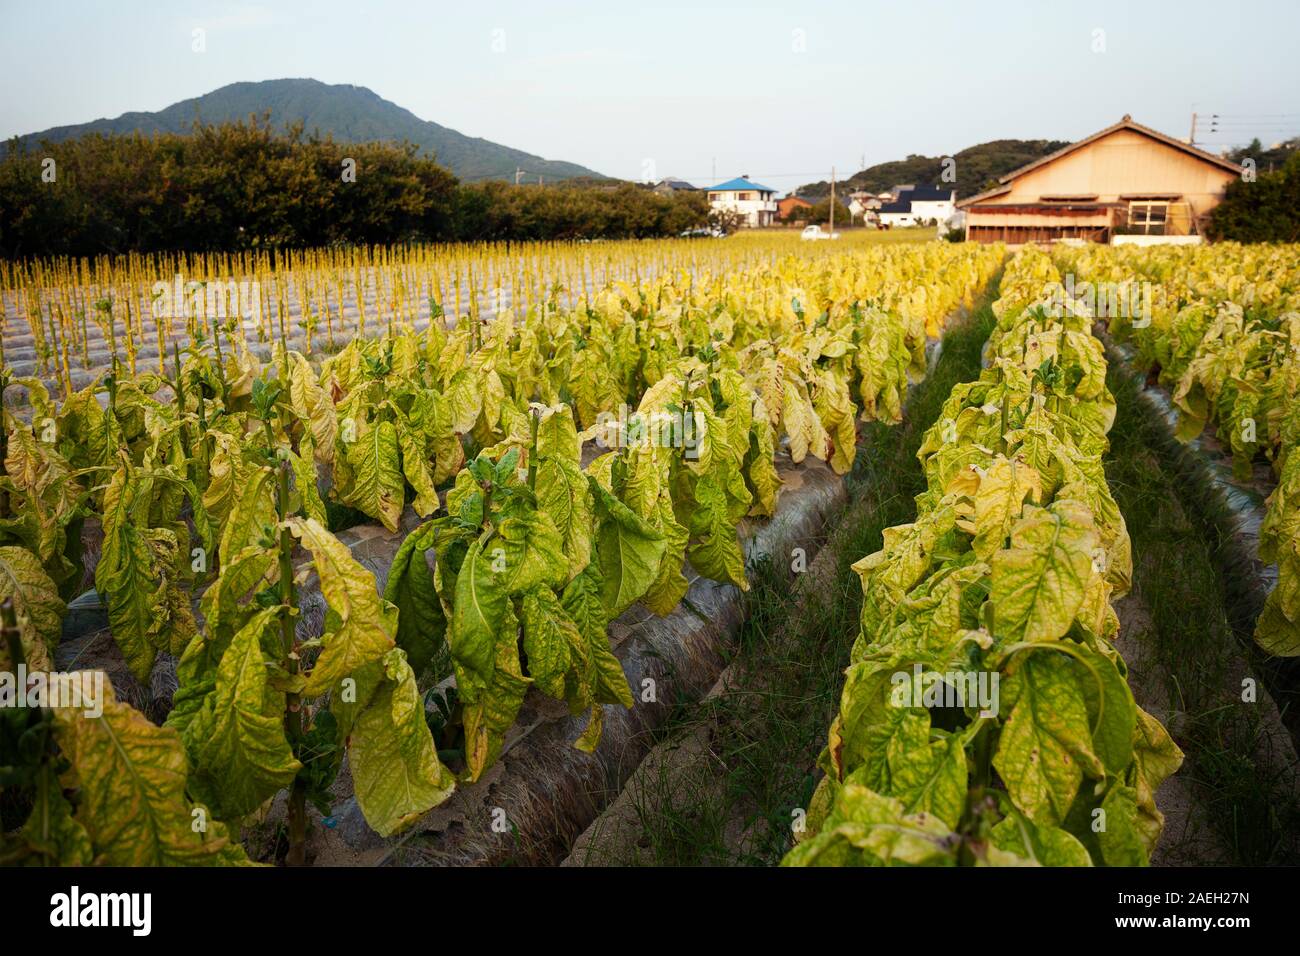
784,247 -> 1182,867
1051,242 -> 1300,657
0,241 -> 1003,865
1,230 -> 915,396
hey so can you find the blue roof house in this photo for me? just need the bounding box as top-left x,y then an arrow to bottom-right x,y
702,175 -> 779,228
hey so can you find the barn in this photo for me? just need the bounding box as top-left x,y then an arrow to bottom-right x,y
958,116 -> 1243,244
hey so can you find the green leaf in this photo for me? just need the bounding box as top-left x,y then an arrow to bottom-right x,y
186,606 -> 302,818
52,683 -> 248,865
744,416 -> 783,517
450,536 -> 509,701
641,490 -> 690,616
993,651 -> 1102,826
288,517 -> 397,696
535,453 -> 593,580
18,786 -> 93,866
0,545 -> 66,653
562,562 -> 632,707
589,476 -> 666,616
95,465 -> 160,682
686,473 -> 748,590
520,587 -> 577,700
342,419 -> 405,533
328,658 -> 386,740
349,649 -> 456,836
1071,643 -> 1136,775
394,411 -> 439,518
893,733 -> 969,831
781,783 -> 957,867
991,501 -> 1097,644
496,502 -> 568,593
383,520 -> 449,680
1131,705 -> 1183,851
197,543 -> 276,648
463,605 -> 531,780
1098,783 -> 1149,866
217,464 -> 277,565
989,811 -> 1093,866
290,442 -> 328,527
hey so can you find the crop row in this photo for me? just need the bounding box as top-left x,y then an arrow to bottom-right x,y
0,241 -> 1003,865
786,247 -> 1182,867
1050,241 -> 1300,657
0,232 -> 916,394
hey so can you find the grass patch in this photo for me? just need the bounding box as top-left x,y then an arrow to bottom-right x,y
605,281 -> 1001,866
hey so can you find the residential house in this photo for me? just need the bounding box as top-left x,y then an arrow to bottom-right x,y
703,176 -> 779,227
653,178 -> 696,196
877,198 -> 913,227
777,195 -> 813,220
877,185 -> 957,228
957,116 -> 1242,244
909,186 -> 957,224
847,191 -> 882,223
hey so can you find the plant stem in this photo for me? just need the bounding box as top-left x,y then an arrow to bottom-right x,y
1,598 -> 22,671
998,365 -> 1010,456
0,373 -> 8,521
265,417 -> 307,866
172,341 -> 191,464
527,409 -> 539,491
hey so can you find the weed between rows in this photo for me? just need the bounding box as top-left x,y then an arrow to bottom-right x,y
1103,367 -> 1300,866
602,281 -> 1002,866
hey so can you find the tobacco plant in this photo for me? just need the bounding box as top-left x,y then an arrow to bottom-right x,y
1052,242 -> 1300,656
786,249 -> 1182,867
166,372 -> 453,861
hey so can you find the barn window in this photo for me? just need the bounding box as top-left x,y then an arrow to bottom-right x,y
1127,200 -> 1169,234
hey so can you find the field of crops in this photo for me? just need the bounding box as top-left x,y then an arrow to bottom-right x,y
1052,242 -> 1300,657
1,233 -> 1297,868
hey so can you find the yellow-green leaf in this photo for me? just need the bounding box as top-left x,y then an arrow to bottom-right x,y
991,501 -> 1096,644
288,517 -> 397,696
52,682 -> 244,865
349,649 -> 455,836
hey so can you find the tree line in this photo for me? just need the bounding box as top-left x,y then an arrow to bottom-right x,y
1207,151 -> 1300,243
0,118 -> 710,257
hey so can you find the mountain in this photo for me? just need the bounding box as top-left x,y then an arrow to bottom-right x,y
12,78 -> 606,183
795,139 -> 1070,199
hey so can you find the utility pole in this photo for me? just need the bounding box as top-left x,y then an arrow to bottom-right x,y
1189,111 -> 1220,147
829,166 -> 836,234
712,157 -> 716,183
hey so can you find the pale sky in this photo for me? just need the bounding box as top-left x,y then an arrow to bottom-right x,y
2,0 -> 1298,194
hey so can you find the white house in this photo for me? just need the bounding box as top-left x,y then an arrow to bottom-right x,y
877,185 -> 957,228
703,176 -> 778,227
847,191 -> 882,223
